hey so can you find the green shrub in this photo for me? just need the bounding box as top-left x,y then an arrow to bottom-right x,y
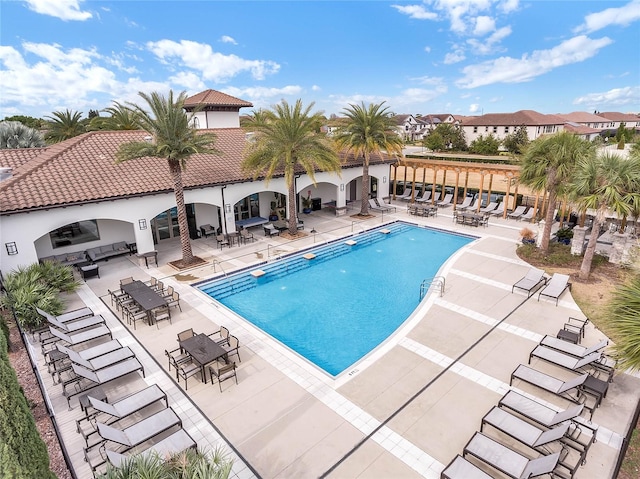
0,333 -> 55,478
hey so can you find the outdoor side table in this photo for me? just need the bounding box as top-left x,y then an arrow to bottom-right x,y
78,387 -> 107,415
136,251 -> 158,268
79,264 -> 100,280
557,328 -> 580,344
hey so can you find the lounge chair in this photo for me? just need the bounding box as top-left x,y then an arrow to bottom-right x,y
512,267 -> 547,297
42,324 -> 112,354
520,208 -> 536,222
94,407 -> 181,450
463,432 -> 561,479
509,364 -> 601,419
368,199 -> 386,212
45,313 -> 105,334
397,188 -> 413,201
508,205 -> 528,220
47,339 -> 123,378
481,406 -> 570,452
529,345 -> 614,382
538,273 -> 571,306
441,455 -> 494,479
437,193 -> 454,207
498,391 -> 595,464
416,190 -> 431,203
490,203 -> 506,217
540,335 -> 608,359
77,384 -> 168,446
460,198 -> 480,211
36,306 -> 93,324
63,358 -> 144,408
55,342 -> 133,383
104,429 -> 196,469
479,201 -> 498,214
375,198 -> 396,212
455,196 -> 473,210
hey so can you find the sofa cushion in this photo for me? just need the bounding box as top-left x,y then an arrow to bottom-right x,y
113,241 -> 128,252
100,244 -> 115,253
55,254 -> 68,262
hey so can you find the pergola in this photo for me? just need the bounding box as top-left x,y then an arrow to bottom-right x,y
390,156 -> 545,221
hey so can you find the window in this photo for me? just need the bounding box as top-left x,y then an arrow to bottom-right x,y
50,220 -> 100,249
493,126 -> 498,133
485,126 -> 489,132
504,127 -> 509,133
473,126 -> 478,133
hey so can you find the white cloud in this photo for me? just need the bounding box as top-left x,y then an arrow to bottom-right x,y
220,35 -> 238,45
498,0 -> 519,14
312,85 -> 321,91
146,39 -> 280,82
444,50 -> 466,64
469,103 -> 480,113
25,0 -> 92,21
223,85 -> 303,107
575,0 -> 640,34
169,71 -> 206,91
573,86 -> 640,107
467,25 -> 511,54
391,4 -> 438,20
457,35 -> 613,88
424,46 -> 432,53
473,16 -> 495,36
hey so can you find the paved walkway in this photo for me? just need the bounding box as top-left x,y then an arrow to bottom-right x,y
28,204 -> 640,478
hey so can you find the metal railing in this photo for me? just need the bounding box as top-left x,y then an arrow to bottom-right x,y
419,276 -> 445,301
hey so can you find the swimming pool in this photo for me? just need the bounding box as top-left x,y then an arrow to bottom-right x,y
198,222 -> 474,376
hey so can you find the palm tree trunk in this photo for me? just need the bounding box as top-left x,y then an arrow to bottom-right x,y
288,182 -> 297,235
360,154 -> 370,215
169,160 -> 195,264
580,214 -> 604,280
540,169 -> 558,254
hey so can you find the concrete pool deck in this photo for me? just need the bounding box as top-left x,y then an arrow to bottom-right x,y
27,205 -> 640,478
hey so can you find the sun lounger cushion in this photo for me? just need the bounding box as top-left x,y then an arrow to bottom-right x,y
441,455 -> 493,479
482,407 -> 569,448
512,268 -> 546,297
97,407 -> 181,448
540,336 -> 608,358
498,391 -> 584,427
36,306 -> 93,324
89,384 -> 167,419
538,273 -> 571,305
105,428 -> 196,467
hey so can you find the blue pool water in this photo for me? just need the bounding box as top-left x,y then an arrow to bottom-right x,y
198,223 -> 473,376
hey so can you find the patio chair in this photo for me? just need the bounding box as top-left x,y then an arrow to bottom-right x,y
199,224 -> 216,238
42,324 -> 112,355
416,191 -> 432,203
209,361 -> 238,392
222,335 -> 241,362
563,317 -> 589,341
45,313 -> 105,334
36,306 -> 93,324
153,305 -> 172,329
498,391 -> 595,461
167,290 -> 181,311
119,277 -> 134,287
107,288 -> 129,310
490,202 -> 506,217
479,201 -> 498,214
481,406 -> 570,452
215,325 -> 230,345
540,335 -> 608,359
216,233 -> 231,247
529,345 -> 614,382
165,347 -> 190,375
78,384 -> 168,446
437,193 -> 454,207
511,267 -> 547,298
174,358 -> 201,390
463,432 -> 561,479
508,205 -> 528,220
263,224 -> 280,236
440,455 -> 494,479
93,407 -> 181,451
163,285 -> 174,300
240,228 -> 255,243
455,196 -> 473,210
177,328 -> 195,343
122,303 -> 147,330
64,358 -> 144,408
105,429 -> 196,469
520,208 -> 536,222
538,273 -> 571,306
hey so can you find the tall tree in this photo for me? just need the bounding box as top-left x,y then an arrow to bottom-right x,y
519,132 -> 593,253
44,109 -> 86,143
116,91 -> 220,266
242,99 -> 341,235
503,125 -> 529,154
334,102 -> 403,215
0,121 -> 46,148
570,151 -> 640,279
606,273 -> 640,372
89,101 -> 141,131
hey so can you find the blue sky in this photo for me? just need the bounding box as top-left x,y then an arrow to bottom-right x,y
1,0 -> 639,120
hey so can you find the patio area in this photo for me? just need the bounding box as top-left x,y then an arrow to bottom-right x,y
27,204 -> 640,478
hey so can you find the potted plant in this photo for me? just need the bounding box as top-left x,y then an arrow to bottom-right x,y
519,227 -> 536,245
301,190 -> 313,214
555,227 -> 574,245
269,201 -> 279,221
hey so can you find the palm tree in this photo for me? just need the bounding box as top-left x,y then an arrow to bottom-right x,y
334,102 -> 403,216
116,90 -> 220,266
605,274 -> 640,372
519,132 -> 594,253
44,109 -> 86,143
89,101 -> 141,131
570,151 -> 640,279
0,121 -> 46,148
242,99 -> 341,235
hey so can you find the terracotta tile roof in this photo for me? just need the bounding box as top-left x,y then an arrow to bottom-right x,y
562,123 -> 601,135
598,112 -> 640,122
462,110 -> 565,127
184,89 -> 253,108
555,112 -> 610,123
0,146 -> 50,170
0,129 -> 390,214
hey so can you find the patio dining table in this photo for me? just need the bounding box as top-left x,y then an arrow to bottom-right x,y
121,280 -> 167,325
179,333 -> 228,384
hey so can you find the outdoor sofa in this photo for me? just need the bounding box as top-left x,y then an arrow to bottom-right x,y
86,241 -> 130,262
39,250 -> 89,266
